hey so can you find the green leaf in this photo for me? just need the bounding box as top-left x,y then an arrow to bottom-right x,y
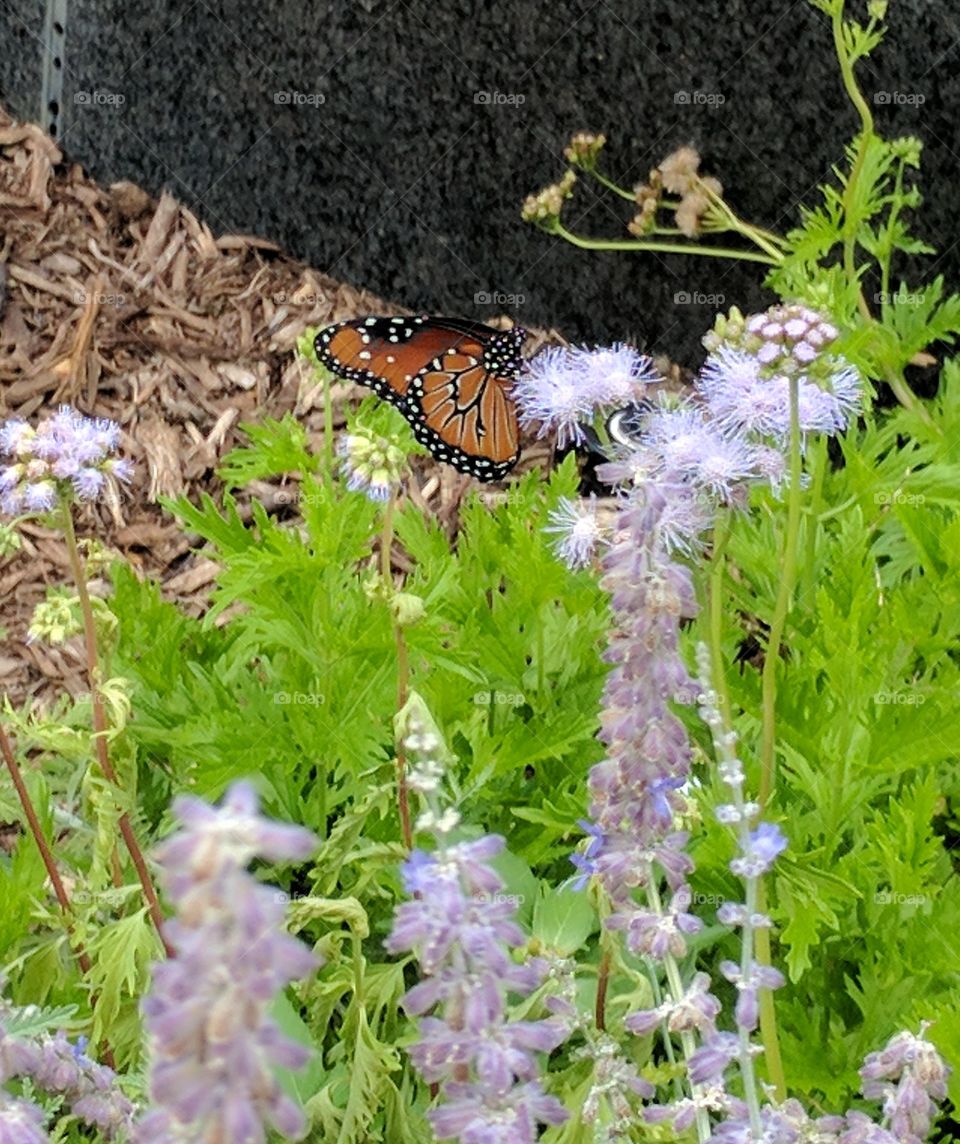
532,883 -> 597,955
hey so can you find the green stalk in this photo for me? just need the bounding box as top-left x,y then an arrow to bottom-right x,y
802,436 -> 828,602
750,378 -> 804,1103
699,182 -> 787,263
708,512 -> 734,733
381,492 -> 412,850
553,222 -> 779,265
759,377 -> 803,812
585,165 -> 637,202
323,368 -> 335,479
832,4 -> 874,325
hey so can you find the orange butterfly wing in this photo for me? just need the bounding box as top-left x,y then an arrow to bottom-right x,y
314,316 -> 524,481
415,352 -> 520,475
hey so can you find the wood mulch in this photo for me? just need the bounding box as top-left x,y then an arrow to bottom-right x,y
0,105 -> 576,710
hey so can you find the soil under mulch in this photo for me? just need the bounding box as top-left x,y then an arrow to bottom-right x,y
0,105 -> 572,710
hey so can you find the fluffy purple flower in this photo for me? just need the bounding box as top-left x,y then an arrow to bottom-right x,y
514,347 -> 594,447
22,481 -> 57,512
387,837 -> 568,1143
0,406 -> 132,517
641,402 -> 759,500
697,303 -> 863,449
135,782 -> 319,1144
544,495 -> 603,569
515,344 -> 660,447
567,343 -> 660,405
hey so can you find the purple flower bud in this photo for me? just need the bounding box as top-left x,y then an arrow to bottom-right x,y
689,1031 -> 741,1084
730,822 -> 788,877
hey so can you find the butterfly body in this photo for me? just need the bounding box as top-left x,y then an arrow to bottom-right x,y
315,315 -> 525,481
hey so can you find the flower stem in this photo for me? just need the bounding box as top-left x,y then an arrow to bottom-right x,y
323,367 -> 335,479
832,6 -> 873,320
0,722 -> 93,977
699,181 -> 787,263
60,502 -> 173,957
708,512 -> 734,732
828,3 -> 932,425
585,165 -> 636,202
595,947 -> 610,1032
553,221 -> 779,265
758,378 -> 802,812
802,436 -> 827,602
752,378 -> 803,1103
0,721 -> 119,1066
381,493 -> 413,850
753,883 -> 786,1098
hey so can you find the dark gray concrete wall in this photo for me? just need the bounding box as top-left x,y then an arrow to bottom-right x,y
2,1 -> 957,364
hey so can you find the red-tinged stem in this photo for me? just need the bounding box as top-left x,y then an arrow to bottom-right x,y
595,949 -> 610,1032
60,503 -> 173,957
0,721 -> 92,974
0,721 -> 117,1066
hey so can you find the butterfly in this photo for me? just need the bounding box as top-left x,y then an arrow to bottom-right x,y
314,315 -> 525,481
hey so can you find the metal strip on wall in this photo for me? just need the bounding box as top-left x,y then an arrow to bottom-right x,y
40,0 -> 68,139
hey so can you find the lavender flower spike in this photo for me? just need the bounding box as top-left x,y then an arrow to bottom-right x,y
136,781 -> 319,1144
0,1096 -> 47,1143
387,837 -> 568,1143
858,1026 -> 950,1144
0,999 -> 136,1140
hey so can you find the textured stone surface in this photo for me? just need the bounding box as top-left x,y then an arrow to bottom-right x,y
1,0 -> 46,122
5,1 -> 959,364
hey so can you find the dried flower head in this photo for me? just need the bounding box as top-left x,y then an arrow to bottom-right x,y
658,146 -> 702,195
675,174 -> 724,238
521,171 -> 577,226
628,197 -> 659,237
563,131 -> 606,167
